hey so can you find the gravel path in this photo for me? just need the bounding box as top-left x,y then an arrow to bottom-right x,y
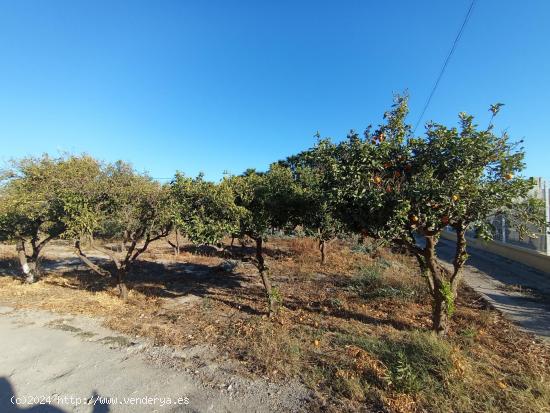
0,306 -> 309,413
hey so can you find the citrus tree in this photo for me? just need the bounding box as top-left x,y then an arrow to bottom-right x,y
229,164 -> 301,315
408,106 -> 547,332
0,154 -> 99,283
324,96 -> 546,334
281,138 -> 345,264
170,172 -> 243,249
65,160 -> 173,299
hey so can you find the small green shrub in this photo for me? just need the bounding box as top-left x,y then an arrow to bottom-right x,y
386,350 -> 421,393
269,287 -> 283,306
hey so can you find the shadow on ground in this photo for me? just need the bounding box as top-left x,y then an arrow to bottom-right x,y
0,254 -> 247,302
0,377 -> 110,413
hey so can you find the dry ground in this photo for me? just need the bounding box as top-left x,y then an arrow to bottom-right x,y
0,237 -> 549,412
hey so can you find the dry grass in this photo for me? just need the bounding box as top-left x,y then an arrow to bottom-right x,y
0,237 -> 549,412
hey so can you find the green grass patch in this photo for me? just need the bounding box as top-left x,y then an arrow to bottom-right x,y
349,262 -> 424,301
335,330 -> 452,394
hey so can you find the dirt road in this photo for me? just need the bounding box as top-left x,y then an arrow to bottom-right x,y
437,238 -> 550,342
0,306 -> 309,413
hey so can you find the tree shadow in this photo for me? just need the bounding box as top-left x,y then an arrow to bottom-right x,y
178,244 -> 292,261
129,260 -> 247,299
0,252 -> 249,302
283,296 -> 415,331
209,295 -> 265,316
0,256 -> 87,280
178,244 -> 230,257
0,257 -> 21,278
0,377 -> 110,412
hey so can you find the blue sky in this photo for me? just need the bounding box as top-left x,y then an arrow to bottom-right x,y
1,0 -> 549,181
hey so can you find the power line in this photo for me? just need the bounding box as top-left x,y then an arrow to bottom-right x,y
413,0 -> 477,134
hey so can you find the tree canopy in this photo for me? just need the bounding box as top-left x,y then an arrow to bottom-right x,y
0,96 -> 546,330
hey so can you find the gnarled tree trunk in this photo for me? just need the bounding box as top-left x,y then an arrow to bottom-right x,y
451,225 -> 468,299
432,281 -> 449,335
15,238 -> 48,284
255,237 -> 275,316
116,269 -> 129,300
75,240 -> 128,299
16,240 -> 36,283
423,235 -> 451,335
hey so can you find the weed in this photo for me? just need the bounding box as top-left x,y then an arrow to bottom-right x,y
335,331 -> 453,395
349,262 -> 419,301
269,286 -> 283,306
328,297 -> 343,309
386,350 -> 420,393
458,326 -> 477,339
202,296 -> 213,310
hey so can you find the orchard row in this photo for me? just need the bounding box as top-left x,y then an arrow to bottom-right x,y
1,96 -> 545,334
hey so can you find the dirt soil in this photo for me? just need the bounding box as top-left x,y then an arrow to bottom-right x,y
0,237 -> 549,413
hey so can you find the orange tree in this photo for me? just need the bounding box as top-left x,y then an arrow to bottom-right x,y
322,96 -> 546,334
0,154 -> 100,283
64,160 -> 173,299
228,164 -> 301,315
170,172 -> 243,248
280,137 -> 345,264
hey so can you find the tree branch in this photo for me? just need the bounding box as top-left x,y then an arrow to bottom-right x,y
74,240 -> 111,277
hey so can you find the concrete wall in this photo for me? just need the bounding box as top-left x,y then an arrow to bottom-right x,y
441,231 -> 550,275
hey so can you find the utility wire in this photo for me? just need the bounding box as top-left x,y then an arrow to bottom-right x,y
413,0 -> 477,134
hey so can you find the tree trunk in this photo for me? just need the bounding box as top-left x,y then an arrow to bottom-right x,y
432,285 -> 449,335
319,239 -> 326,264
16,240 -> 36,284
74,240 -> 111,277
255,237 -> 274,316
451,226 -> 467,299
116,269 -> 129,300
175,229 -> 180,256
423,236 -> 449,335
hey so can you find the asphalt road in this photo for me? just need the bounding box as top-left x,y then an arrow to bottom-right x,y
436,237 -> 550,341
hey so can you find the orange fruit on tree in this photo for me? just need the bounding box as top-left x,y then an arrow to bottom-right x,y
452,195 -> 460,202
504,173 -> 514,180
373,176 -> 382,184
410,215 -> 419,223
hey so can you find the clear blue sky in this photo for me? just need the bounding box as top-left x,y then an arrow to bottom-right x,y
1,0 -> 549,181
